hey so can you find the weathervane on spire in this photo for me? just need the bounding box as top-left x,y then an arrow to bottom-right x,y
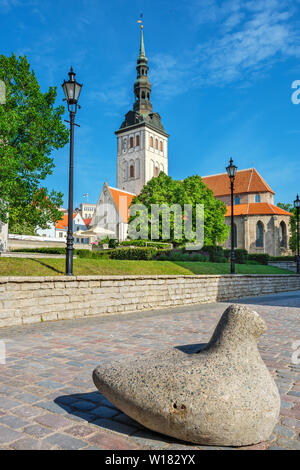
137,12 -> 143,29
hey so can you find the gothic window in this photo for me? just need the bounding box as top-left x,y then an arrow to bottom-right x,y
255,194 -> 261,203
155,166 -> 159,177
235,196 -> 240,205
122,138 -> 127,152
130,137 -> 134,148
160,141 -> 163,152
147,93 -> 150,100
130,165 -> 135,178
150,136 -> 153,147
136,135 -> 140,146
256,221 -> 264,248
280,221 -> 287,248
155,139 -> 158,149
141,91 -> 145,99
135,159 -> 140,179
142,69 -> 144,75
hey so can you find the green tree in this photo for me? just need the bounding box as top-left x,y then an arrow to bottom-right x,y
128,173 -> 229,246
277,202 -> 298,253
0,54 -> 68,230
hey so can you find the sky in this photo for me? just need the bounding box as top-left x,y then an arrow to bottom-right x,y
1,0 -> 300,208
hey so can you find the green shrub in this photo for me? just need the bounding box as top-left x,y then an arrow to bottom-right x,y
200,245 -> 224,262
247,253 -> 270,265
269,256 -> 295,261
110,247 -> 158,260
120,240 -> 171,249
245,260 -> 260,265
12,247 -> 66,255
214,256 -> 227,263
234,249 -> 248,264
108,239 -> 119,249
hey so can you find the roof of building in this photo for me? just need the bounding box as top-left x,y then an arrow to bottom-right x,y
226,203 -> 293,217
202,168 -> 275,196
55,213 -> 76,230
83,218 -> 92,228
107,186 -> 136,223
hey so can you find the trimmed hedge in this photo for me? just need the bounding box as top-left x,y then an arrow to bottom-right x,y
247,253 -> 270,265
269,256 -> 295,262
120,240 -> 172,249
110,247 -> 159,260
156,251 -> 209,262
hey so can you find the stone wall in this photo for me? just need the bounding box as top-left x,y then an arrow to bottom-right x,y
0,274 -> 300,328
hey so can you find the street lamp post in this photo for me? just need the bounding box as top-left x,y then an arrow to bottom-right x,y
294,194 -> 300,275
226,157 -> 238,275
62,68 -> 83,276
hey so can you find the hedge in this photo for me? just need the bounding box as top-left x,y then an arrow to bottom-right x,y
269,256 -> 296,262
120,240 -> 172,249
247,253 -> 270,265
110,247 -> 160,260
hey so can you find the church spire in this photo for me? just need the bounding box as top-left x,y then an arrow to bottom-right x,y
133,25 -> 152,114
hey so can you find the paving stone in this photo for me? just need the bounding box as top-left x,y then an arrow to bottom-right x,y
91,417 -> 138,435
71,400 -> 96,411
23,424 -> 53,438
42,432 -> 88,450
35,400 -> 71,415
0,425 -> 22,444
64,424 -> 97,438
0,415 -> 27,429
0,397 -> 21,411
91,406 -> 119,419
35,413 -> 73,430
274,425 -> 296,438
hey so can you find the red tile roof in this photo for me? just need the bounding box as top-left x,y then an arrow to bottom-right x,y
55,213 -> 76,230
84,218 -> 92,228
226,203 -> 292,217
202,168 -> 275,197
107,186 -> 136,223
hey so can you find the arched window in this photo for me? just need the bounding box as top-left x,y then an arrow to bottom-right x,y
150,136 -> 153,147
256,221 -> 264,248
160,141 -> 163,152
136,135 -> 140,146
233,223 -> 237,248
255,194 -> 261,203
235,196 -> 240,205
280,221 -> 287,248
142,69 -> 144,75
141,91 -> 145,99
155,166 -> 158,177
155,139 -> 158,149
130,165 -> 135,178
147,92 -> 150,100
129,137 -> 134,148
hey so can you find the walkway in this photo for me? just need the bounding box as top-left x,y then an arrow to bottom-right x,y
0,291 -> 299,450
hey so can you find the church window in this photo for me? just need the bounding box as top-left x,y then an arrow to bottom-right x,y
155,139 -> 158,149
256,221 -> 264,248
255,194 -> 261,203
130,137 -> 134,148
160,141 -> 163,152
130,165 -> 135,178
280,221 -> 287,248
150,136 -> 153,147
142,91 -> 145,99
235,196 -> 240,205
142,69 -> 144,75
155,166 -> 159,177
136,135 -> 140,146
147,92 -> 150,100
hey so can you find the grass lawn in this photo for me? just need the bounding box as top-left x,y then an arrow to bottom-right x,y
0,258 -> 294,276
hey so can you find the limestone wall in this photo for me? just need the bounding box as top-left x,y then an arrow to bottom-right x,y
268,261 -> 296,273
0,274 -> 300,328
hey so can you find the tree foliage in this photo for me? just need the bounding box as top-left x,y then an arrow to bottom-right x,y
0,54 -> 68,230
277,202 -> 298,253
128,173 -> 229,246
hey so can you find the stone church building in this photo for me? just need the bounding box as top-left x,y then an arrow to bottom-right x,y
91,27 -> 292,256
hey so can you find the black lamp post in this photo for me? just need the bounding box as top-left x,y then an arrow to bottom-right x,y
226,157 -> 238,274
62,68 -> 83,276
294,194 -> 300,275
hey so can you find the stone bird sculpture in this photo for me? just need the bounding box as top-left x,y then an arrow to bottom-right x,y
93,304 -> 280,446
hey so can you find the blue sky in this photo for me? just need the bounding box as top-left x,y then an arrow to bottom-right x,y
1,0 -> 300,207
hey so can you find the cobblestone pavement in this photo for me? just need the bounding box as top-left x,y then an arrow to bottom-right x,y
0,290 -> 299,450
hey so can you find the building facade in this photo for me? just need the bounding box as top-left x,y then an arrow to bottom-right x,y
202,168 -> 292,256
115,27 -> 169,195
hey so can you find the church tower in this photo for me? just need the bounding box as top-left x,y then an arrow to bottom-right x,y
116,26 -> 169,195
